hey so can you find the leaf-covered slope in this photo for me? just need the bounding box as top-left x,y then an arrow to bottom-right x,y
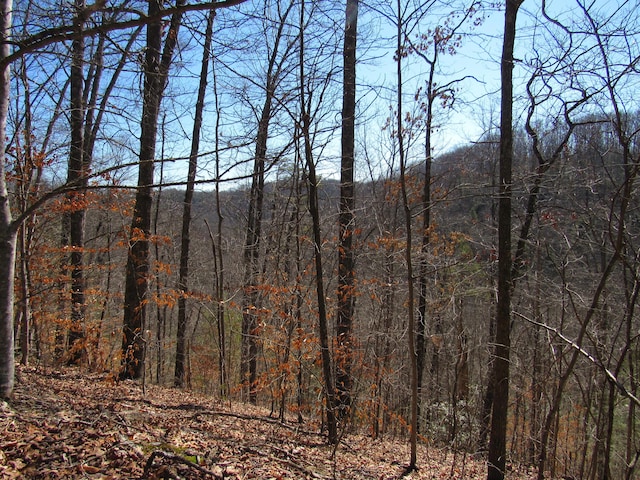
1,367 -> 537,479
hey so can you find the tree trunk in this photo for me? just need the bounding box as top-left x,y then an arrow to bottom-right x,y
0,225 -> 15,399
65,0 -> 87,365
209,54 -> 227,397
487,1 -> 521,479
416,48 -> 435,431
240,0 -> 295,403
15,58 -> 37,367
121,0 -> 184,380
0,0 -> 15,399
395,0 -> 418,468
336,0 -> 358,422
175,9 -> 215,388
299,0 -> 337,443
305,122 -> 338,444
240,131 -> 266,402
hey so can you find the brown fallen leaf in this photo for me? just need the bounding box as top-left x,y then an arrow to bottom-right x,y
85,464 -> 103,473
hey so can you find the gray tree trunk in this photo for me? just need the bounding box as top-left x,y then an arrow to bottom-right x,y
395,0 -> 418,468
0,0 -> 15,399
65,0 -> 87,365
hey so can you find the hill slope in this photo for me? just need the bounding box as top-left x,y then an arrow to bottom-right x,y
1,367 -> 536,479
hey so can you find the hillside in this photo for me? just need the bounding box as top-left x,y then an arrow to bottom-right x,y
0,367 -> 538,479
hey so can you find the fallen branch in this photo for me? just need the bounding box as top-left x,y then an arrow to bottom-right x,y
241,445 -> 331,479
143,450 -> 223,479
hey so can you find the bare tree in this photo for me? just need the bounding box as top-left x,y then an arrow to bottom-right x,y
487,1 -> 522,479
174,10 -> 216,388
393,0 -> 418,468
335,0 -> 358,421
404,0 -> 481,430
120,0 -> 185,380
61,0 -> 88,365
239,0 -> 297,403
0,0 -> 15,399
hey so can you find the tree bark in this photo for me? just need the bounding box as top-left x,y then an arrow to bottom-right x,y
174,9 -> 215,388
121,0 -> 184,380
299,0 -> 337,443
336,0 -> 358,421
487,1 -> 521,479
65,0 -> 87,365
0,0 -> 15,399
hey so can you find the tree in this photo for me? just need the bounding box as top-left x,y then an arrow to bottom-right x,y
239,0 -> 297,403
210,54 -> 228,397
62,8 -> 143,366
0,0 -> 15,399
63,0 -> 87,365
297,0 -> 339,443
405,0 -> 481,430
174,9 -> 215,388
394,0 -> 418,468
487,1 -> 522,479
335,0 -> 358,421
120,0 -> 186,380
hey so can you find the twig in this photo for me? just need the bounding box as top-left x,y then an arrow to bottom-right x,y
241,445 -> 330,479
142,450 -> 223,479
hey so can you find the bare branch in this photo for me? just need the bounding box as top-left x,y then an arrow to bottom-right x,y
2,0 -> 249,68
516,311 -> 640,409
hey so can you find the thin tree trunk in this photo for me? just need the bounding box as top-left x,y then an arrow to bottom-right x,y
416,57 -> 434,431
16,61 -> 34,366
17,223 -> 29,365
487,2 -> 521,479
336,0 -> 358,421
240,130 -> 266,402
210,51 -> 227,397
175,9 -> 215,387
304,111 -> 337,444
152,116 -> 167,385
294,167 -> 303,423
0,0 -> 15,399
299,0 -> 337,443
395,0 -> 418,468
65,0 -> 87,365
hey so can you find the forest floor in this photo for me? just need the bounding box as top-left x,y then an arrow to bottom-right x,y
0,366 -> 539,479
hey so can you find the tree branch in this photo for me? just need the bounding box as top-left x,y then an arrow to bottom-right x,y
515,311 -> 640,409
2,0 -> 249,68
